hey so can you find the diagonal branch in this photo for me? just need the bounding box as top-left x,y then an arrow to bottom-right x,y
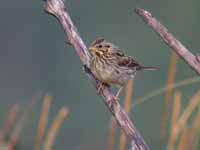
43,0 -> 150,150
135,8 -> 200,75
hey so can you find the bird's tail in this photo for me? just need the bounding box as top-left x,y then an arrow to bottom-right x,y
137,66 -> 159,71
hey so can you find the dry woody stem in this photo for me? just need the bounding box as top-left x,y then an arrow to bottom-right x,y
0,104 -> 19,145
44,107 -> 69,150
107,118 -> 117,150
119,80 -> 134,150
168,90 -> 200,150
135,8 -> 200,75
35,95 -> 52,150
161,52 -> 178,140
43,0 -> 149,150
168,91 -> 182,149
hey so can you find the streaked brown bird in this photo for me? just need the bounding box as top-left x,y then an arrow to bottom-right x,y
89,38 -> 158,99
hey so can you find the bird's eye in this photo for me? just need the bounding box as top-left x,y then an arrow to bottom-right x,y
98,45 -> 102,48
105,45 -> 110,48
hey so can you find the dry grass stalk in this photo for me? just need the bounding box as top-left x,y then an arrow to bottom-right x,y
44,107 -> 69,150
35,95 -> 52,150
177,90 -> 200,130
107,118 -> 117,150
168,91 -> 182,149
177,127 -> 196,150
133,76 -> 200,108
0,104 -> 19,144
168,90 -> 200,150
171,91 -> 181,130
167,90 -> 200,150
119,127 -> 127,150
124,80 -> 133,113
192,110 -> 200,129
8,95 -> 38,150
119,80 -> 133,150
187,109 -> 200,150
161,51 -> 178,140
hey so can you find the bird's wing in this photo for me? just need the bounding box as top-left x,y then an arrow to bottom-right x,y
113,49 -> 140,68
117,56 -> 140,68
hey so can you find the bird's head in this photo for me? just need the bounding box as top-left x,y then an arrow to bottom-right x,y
89,38 -> 112,57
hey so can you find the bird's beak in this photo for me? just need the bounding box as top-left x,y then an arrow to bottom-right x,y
89,47 -> 97,52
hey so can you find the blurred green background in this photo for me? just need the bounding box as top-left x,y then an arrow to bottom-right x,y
0,0 -> 199,149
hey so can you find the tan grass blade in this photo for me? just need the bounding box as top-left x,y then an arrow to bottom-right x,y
192,110 -> 200,129
8,94 -> 38,150
168,91 -> 182,150
119,80 -> 133,150
132,76 -> 200,108
44,107 -> 69,150
107,118 -> 117,150
177,90 -> 200,130
171,91 -> 181,130
191,110 -> 200,150
0,104 -> 19,145
168,90 -> 200,150
35,95 -> 52,150
177,127 -> 196,150
124,80 -> 133,113
161,51 -> 178,140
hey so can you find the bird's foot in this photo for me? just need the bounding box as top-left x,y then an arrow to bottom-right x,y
96,82 -> 109,95
107,97 -> 118,108
106,87 -> 123,108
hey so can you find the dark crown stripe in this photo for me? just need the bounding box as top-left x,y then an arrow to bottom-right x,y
91,37 -> 105,46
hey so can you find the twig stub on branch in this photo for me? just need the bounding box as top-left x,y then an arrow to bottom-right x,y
135,8 -> 200,75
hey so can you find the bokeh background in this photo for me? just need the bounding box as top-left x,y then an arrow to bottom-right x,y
0,0 -> 199,149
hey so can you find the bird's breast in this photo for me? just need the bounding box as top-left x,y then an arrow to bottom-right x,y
90,58 -> 125,86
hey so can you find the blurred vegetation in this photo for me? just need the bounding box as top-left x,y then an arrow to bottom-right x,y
0,95 -> 69,150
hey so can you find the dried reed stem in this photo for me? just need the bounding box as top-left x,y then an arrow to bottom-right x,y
161,52 -> 178,140
177,128 -> 196,150
43,0 -> 149,149
135,8 -> 200,75
119,80 -> 133,150
124,80 -> 134,113
167,90 -> 200,150
8,94 -> 38,150
178,90 -> 200,130
178,104 -> 200,150
168,91 -> 182,149
192,110 -> 200,129
0,104 -> 19,145
35,95 -> 52,150
107,118 -> 117,150
133,76 -> 200,108
171,92 -> 181,131
191,110 -> 200,149
168,90 -> 200,150
44,107 -> 69,150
